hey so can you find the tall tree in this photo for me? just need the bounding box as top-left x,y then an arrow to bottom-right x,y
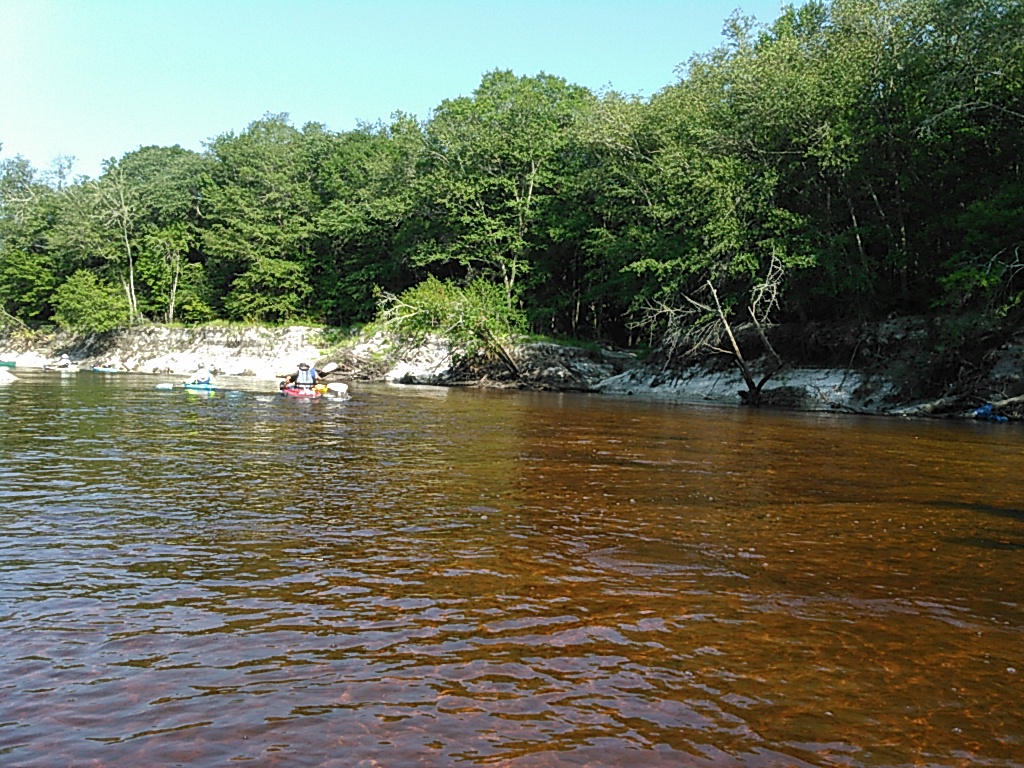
118,145 -> 210,322
626,10 -> 816,345
418,70 -> 592,306
0,157 -> 60,321
310,114 -> 426,324
96,160 -> 142,323
535,90 -> 651,340
202,113 -> 318,321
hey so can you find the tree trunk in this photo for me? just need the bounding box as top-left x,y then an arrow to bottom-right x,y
167,252 -> 180,324
707,281 -> 762,403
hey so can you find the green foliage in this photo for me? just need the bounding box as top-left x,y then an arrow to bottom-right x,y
937,181 -> 1024,314
118,145 -> 208,227
419,70 -> 593,304
376,275 -> 527,356
51,270 -> 130,333
319,324 -> 364,346
2,0 -> 1023,350
0,250 -> 57,319
201,113 -> 317,307
310,115 -> 426,324
137,242 -> 215,324
167,262 -> 216,323
223,257 -> 311,322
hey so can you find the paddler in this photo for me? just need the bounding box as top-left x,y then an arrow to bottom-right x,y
282,361 -> 317,390
187,362 -> 213,386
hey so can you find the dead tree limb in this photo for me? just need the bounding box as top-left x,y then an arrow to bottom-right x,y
631,256 -> 789,406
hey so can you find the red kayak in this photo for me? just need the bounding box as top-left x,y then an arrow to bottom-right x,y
280,386 -> 323,398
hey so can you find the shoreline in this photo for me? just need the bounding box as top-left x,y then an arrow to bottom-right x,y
0,325 -> 325,381
2,323 -> 1022,421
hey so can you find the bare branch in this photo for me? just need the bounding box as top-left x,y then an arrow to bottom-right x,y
630,256 -> 789,405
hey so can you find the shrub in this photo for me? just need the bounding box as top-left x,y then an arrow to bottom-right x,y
52,271 -> 130,333
376,276 -> 527,374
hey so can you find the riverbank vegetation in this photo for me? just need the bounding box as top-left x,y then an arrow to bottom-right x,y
2,0 -> 1022,400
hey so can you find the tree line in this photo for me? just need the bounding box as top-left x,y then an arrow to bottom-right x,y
1,0 -> 1021,353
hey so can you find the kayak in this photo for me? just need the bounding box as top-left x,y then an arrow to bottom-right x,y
44,364 -> 80,373
155,381 -> 224,394
0,360 -> 14,368
92,366 -> 119,373
280,385 -> 323,398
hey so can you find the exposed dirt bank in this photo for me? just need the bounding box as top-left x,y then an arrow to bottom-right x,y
327,318 -> 1024,420
0,326 -> 325,380
592,317 -> 1024,421
2,319 -> 1022,421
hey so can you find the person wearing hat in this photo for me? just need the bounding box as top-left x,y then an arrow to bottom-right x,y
55,353 -> 73,369
282,361 -> 318,390
187,362 -> 213,386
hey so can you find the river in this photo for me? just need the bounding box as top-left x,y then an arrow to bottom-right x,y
1,369 -> 1021,767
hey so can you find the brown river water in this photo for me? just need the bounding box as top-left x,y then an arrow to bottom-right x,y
0,370 -> 1022,767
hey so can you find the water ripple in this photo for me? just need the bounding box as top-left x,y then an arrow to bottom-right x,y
1,374 -> 1022,765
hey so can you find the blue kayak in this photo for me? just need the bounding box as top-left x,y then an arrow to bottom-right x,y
155,381 -> 221,392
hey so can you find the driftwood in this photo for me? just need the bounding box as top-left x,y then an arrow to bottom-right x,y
886,391 -> 1024,420
989,393 -> 1024,410
887,395 -> 963,417
953,393 -> 1023,422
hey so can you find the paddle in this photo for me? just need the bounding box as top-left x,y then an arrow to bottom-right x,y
315,363 -> 350,397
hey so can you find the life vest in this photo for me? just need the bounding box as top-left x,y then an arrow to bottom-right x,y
295,366 -> 316,387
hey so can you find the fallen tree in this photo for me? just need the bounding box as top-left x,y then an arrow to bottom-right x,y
634,256 -> 787,406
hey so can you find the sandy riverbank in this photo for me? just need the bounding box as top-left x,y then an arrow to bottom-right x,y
0,326 -> 325,380
3,320 -> 1022,420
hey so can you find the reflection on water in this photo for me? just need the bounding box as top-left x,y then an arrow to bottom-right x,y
1,371 -> 1022,766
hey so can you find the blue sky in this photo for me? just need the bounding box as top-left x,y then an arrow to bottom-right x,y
1,1 -> 786,179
